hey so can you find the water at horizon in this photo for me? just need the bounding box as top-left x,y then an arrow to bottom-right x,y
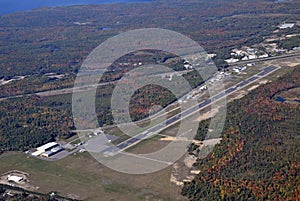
0,0 -> 152,15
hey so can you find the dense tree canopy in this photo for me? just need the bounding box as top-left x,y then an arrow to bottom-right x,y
182,65 -> 300,200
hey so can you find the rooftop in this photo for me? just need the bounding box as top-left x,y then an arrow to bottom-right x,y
8,175 -> 23,183
37,142 -> 58,151
279,23 -> 295,29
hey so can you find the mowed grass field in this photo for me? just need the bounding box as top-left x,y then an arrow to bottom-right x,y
0,152 -> 186,201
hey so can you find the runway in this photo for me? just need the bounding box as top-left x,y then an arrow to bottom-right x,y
100,66 -> 279,156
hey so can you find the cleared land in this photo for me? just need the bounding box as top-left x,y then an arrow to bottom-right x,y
0,152 -> 185,201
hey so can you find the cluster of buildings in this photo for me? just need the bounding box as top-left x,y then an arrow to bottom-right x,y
262,32 -> 300,54
225,47 -> 269,64
179,71 -> 229,103
233,66 -> 247,73
208,71 -> 227,83
183,58 -> 195,70
31,142 -> 63,158
183,63 -> 193,70
224,22 -> 298,64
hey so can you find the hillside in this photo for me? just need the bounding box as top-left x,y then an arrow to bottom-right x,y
0,0 -> 300,97
182,65 -> 300,200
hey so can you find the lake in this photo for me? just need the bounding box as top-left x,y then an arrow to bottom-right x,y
0,0 -> 152,15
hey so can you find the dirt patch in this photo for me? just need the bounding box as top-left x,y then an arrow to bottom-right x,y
266,56 -> 300,68
160,136 -> 188,141
248,85 -> 259,91
170,161 -> 192,188
259,79 -> 269,84
184,155 -> 197,169
196,108 -> 219,122
228,90 -> 248,102
0,170 -> 38,191
281,60 -> 300,67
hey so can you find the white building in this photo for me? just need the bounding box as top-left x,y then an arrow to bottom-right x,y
207,53 -> 217,59
50,146 -> 63,153
31,150 -> 44,157
7,175 -> 23,183
231,49 -> 247,56
258,54 -> 269,58
292,47 -> 300,51
199,85 -> 208,91
233,66 -> 246,73
41,151 -> 53,158
37,142 -> 58,152
247,63 -> 256,67
184,64 -> 193,69
248,55 -> 258,60
41,147 -> 63,158
225,58 -> 239,63
32,142 -> 61,157
279,23 -> 295,29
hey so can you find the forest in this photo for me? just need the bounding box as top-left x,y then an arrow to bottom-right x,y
0,68 -> 204,153
0,0 -> 299,98
0,96 -> 74,153
0,0 -> 299,199
0,0 -> 299,158
277,36 -> 300,51
0,48 -> 207,153
182,65 -> 300,200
